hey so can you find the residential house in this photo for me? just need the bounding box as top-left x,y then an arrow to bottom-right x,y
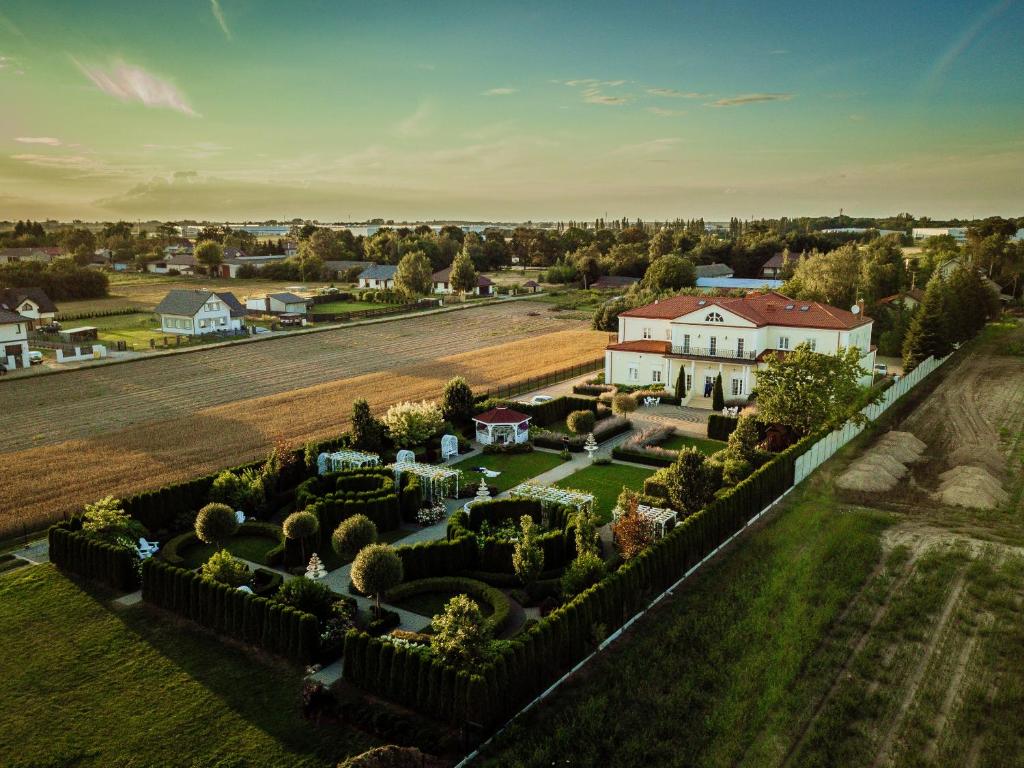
324,259 -> 371,280
358,264 -> 398,289
218,254 -> 288,278
147,252 -> 197,275
0,247 -> 65,264
245,292 -> 311,315
591,275 -> 640,290
605,291 -> 875,406
431,266 -> 493,296
877,289 -> 925,311
0,309 -> 30,370
694,263 -> 734,279
154,290 -> 244,336
0,288 -> 58,328
760,252 -> 802,279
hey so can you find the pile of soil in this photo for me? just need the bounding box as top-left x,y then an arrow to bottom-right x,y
837,431 -> 923,493
933,465 -> 1010,509
948,445 -> 1006,479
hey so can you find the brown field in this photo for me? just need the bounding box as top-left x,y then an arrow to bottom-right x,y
0,302 -> 606,538
56,274 -> 340,315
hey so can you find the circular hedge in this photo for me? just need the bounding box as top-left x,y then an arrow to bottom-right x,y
385,576 -> 512,634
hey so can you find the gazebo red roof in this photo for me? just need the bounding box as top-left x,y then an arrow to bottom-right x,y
473,406 -> 531,424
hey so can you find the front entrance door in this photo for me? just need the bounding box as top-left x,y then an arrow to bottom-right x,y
4,344 -> 23,368
703,375 -> 714,397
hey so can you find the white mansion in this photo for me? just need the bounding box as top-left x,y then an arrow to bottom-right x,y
605,291 -> 875,406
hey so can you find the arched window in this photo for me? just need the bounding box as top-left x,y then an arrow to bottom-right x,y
705,312 -> 724,323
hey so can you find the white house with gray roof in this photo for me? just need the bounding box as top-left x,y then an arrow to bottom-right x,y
154,289 -> 244,336
358,264 -> 398,289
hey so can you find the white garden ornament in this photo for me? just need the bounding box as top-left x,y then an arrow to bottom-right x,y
584,432 -> 598,460
305,553 -> 327,579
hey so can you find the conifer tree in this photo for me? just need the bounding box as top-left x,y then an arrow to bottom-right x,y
712,373 -> 725,410
903,274 -> 953,370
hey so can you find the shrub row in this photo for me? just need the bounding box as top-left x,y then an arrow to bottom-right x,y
447,501 -> 577,574
474,394 -> 599,427
395,534 -> 478,581
385,576 -> 513,634
572,383 -> 615,397
48,522 -> 139,592
533,416 -> 631,452
707,414 -> 739,441
343,631 -> 490,725
611,446 -> 676,467
297,469 -> 403,550
141,558 -> 319,663
161,521 -> 285,568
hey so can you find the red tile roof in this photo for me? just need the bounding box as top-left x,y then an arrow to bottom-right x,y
606,340 -> 671,353
474,406 -> 531,424
618,291 -> 870,330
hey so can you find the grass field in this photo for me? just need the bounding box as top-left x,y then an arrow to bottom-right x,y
554,462 -> 654,523
0,304 -> 607,538
660,434 -> 726,455
313,300 -> 392,313
0,565 -> 375,767
179,532 -> 283,570
450,451 -> 563,493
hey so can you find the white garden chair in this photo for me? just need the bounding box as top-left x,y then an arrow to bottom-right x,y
235,510 -> 246,525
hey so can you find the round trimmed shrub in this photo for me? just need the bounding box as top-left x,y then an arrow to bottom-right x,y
332,514 -> 378,560
199,549 -> 250,587
612,393 -> 638,415
283,510 -> 319,561
194,503 -> 238,546
566,409 -> 596,435
351,544 -> 403,615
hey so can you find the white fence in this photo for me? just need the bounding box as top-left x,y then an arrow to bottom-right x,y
55,344 -> 107,363
794,354 -> 949,484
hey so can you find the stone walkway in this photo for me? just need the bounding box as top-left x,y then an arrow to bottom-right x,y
14,538 -> 50,565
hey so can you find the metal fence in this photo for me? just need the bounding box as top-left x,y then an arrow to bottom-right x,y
477,357 -> 605,401
793,353 -> 949,483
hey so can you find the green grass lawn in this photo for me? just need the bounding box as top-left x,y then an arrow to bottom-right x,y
554,462 -> 655,524
313,300 -> 394,313
76,312 -> 166,347
0,565 -> 376,768
475,483 -> 889,767
392,590 -> 494,622
179,533 -> 283,570
450,451 -> 563,492
659,434 -> 726,455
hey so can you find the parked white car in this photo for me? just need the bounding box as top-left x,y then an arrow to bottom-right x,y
873,363 -> 888,376
28,350 -> 44,365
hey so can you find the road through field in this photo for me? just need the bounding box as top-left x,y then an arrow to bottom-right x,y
0,303 -> 608,536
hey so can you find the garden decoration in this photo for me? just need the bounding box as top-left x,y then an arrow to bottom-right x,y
508,482 -> 595,514
416,501 -> 447,526
584,432 -> 598,460
441,433 -> 459,461
612,503 -> 677,538
305,553 -> 327,580
389,459 -> 461,502
395,449 -> 416,464
317,450 -> 380,475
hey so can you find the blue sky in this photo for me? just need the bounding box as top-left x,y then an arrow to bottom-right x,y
0,0 -> 1021,220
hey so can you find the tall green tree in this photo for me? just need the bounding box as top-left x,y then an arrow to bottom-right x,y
674,367 -> 686,400
642,254 -> 696,292
512,515 -> 545,587
449,249 -> 479,294
754,343 -> 870,434
441,376 -> 474,425
194,240 -> 224,274
351,399 -> 386,452
902,274 -> 953,370
394,250 -> 433,298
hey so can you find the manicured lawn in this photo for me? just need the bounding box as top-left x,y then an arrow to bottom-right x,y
0,565 -> 376,768
659,434 -> 726,455
392,590 -> 494,622
314,300 -> 394,313
180,532 -> 283,570
83,312 -> 166,347
555,462 -> 655,523
476,484 -> 889,767
450,451 -> 563,492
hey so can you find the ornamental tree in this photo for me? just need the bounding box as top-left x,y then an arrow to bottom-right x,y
674,367 -> 686,400
283,510 -> 319,563
441,376 -> 475,425
611,493 -> 655,561
351,398 -> 387,452
351,543 -> 403,617
712,373 -> 725,410
331,514 -> 378,560
512,515 -> 545,587
431,594 -> 492,666
612,393 -> 637,416
194,240 -> 224,274
725,414 -> 760,465
566,409 -> 596,435
195,503 -> 239,547
754,342 -> 870,434
82,496 -> 138,546
663,447 -> 723,516
383,400 -> 444,446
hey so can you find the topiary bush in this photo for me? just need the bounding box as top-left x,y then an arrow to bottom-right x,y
566,409 -> 596,435
272,576 -> 339,624
199,549 -> 251,587
332,514 -> 378,560
194,503 -> 238,547
351,544 -> 404,617
283,510 -> 320,563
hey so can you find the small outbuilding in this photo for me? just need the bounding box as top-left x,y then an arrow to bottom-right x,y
473,406 -> 531,446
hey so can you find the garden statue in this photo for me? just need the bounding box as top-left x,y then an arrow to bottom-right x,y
584,432 -> 598,460
305,552 -> 327,580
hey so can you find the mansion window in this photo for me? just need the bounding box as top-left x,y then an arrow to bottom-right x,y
808,339 -> 817,351
652,370 -> 662,383
627,365 -> 639,381
779,336 -> 790,350
737,338 -> 745,356
682,334 -> 691,353
709,336 -> 718,355
732,378 -> 745,396
705,312 -> 724,323
642,327 -> 653,339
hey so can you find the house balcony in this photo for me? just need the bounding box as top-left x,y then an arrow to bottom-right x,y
670,345 -> 757,362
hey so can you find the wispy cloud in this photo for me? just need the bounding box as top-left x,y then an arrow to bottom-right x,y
646,107 -> 686,118
708,92 -> 794,107
210,0 -> 231,41
611,138 -> 682,157
582,88 -> 628,105
392,102 -> 432,137
11,153 -> 92,169
560,78 -> 630,106
73,58 -> 198,116
15,137 -> 62,146
646,87 -> 703,98
482,87 -> 517,96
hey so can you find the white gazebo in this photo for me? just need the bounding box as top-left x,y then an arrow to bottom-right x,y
317,450 -> 380,475
473,407 -> 531,446
389,460 -> 461,502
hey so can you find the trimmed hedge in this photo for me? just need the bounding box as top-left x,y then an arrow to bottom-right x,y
395,534 -> 478,581
385,576 -> 513,634
707,414 -> 739,441
295,469 -> 403,554
611,446 -> 676,467
161,521 -> 285,568
533,416 -> 631,452
475,394 -> 599,428
48,522 -> 139,592
141,558 -> 319,663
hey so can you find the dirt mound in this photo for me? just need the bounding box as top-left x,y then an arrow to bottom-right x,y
948,445 -> 1006,478
856,453 -> 910,479
933,465 -> 1010,509
837,469 -> 901,493
874,431 -> 927,464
